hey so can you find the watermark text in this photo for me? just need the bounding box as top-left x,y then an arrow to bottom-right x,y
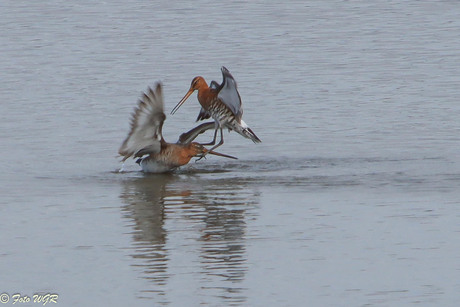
0,293 -> 58,305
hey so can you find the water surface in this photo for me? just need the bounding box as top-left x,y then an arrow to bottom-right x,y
1,1 -> 460,306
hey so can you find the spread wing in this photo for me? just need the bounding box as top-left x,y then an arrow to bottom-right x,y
217,66 -> 243,121
118,83 -> 166,161
210,80 -> 220,89
177,121 -> 216,144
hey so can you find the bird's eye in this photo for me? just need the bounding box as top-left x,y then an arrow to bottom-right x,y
192,77 -> 201,88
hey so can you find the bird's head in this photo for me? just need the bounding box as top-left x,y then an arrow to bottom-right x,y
171,76 -> 207,115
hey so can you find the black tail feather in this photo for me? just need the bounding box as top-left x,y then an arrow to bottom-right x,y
244,128 -> 261,143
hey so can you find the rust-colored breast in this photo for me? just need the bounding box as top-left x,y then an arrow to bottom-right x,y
197,87 -> 217,110
154,144 -> 193,167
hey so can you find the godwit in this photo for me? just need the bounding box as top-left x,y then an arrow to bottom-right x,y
119,83 -> 236,173
170,66 -> 261,153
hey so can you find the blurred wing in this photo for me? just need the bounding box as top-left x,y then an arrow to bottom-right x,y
118,83 -> 166,161
177,121 -> 216,144
217,66 -> 243,120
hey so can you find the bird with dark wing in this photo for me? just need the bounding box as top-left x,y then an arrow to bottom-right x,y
171,67 -> 261,154
119,83 -> 236,173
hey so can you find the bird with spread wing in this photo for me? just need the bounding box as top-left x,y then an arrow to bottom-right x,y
171,67 -> 261,154
119,83 -> 236,173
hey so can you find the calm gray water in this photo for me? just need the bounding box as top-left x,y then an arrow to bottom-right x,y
1,1 -> 460,306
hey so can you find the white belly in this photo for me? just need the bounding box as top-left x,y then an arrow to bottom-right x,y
139,159 -> 177,173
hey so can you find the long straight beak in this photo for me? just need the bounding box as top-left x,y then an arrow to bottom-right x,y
171,89 -> 194,115
207,150 -> 238,160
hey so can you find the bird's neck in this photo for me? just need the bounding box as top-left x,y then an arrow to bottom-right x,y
197,86 -> 214,109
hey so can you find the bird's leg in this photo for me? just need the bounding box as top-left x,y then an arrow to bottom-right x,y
195,128 -> 224,162
207,128 -> 224,152
200,128 -> 218,146
200,121 -> 219,146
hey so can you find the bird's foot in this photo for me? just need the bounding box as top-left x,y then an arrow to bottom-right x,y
195,153 -> 208,162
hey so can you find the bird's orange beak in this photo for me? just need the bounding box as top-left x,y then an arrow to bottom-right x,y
206,149 -> 238,160
171,88 -> 194,115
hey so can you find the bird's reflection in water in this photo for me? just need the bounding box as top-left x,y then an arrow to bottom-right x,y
120,172 -> 259,305
119,174 -> 173,304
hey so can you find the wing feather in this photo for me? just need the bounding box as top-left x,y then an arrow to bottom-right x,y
217,66 -> 243,120
118,83 -> 166,161
209,80 -> 220,89
196,108 -> 211,121
177,121 -> 216,144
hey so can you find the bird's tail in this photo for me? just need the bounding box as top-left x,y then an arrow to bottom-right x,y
232,119 -> 261,143
241,127 -> 261,143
